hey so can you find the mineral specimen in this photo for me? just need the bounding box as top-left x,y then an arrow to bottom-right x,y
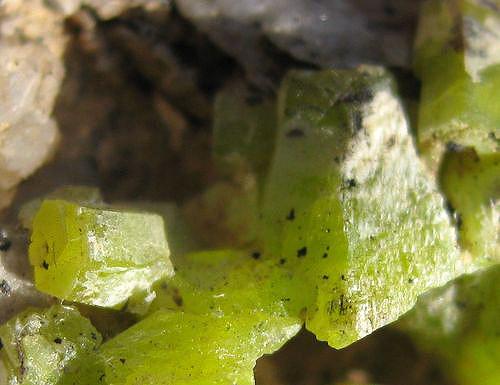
260,67 -> 460,348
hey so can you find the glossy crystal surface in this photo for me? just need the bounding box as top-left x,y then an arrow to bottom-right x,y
414,0 -> 500,169
260,67 -> 460,348
0,305 -> 102,385
29,199 -> 173,308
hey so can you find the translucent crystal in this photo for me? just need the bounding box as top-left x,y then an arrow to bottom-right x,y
404,265 -> 500,385
260,67 -> 460,348
29,200 -> 174,308
104,249 -> 301,385
440,149 -> 499,267
414,0 -> 500,169
0,305 -> 102,385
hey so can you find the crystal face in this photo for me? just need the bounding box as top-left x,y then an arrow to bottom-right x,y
0,305 -> 102,385
260,67 -> 460,348
29,200 -> 174,308
414,0 -> 500,170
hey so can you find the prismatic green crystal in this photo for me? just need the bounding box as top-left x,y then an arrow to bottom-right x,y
403,265 -> 500,385
260,67 -> 460,348
101,309 -> 298,385
414,0 -> 500,170
440,149 -> 499,267
29,199 -> 174,308
0,305 -> 102,385
213,81 -> 277,182
103,250 -> 301,385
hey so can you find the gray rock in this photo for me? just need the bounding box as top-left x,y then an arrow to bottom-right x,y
176,0 -> 422,84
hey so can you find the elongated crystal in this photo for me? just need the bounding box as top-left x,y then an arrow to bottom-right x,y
414,0 -> 500,169
404,265 -> 500,385
440,149 -> 499,267
103,250 -> 301,385
260,67 -> 460,348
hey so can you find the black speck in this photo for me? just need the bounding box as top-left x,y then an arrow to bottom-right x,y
408,278 -> 414,284
99,374 -> 106,382
347,178 -> 357,188
322,275 -> 329,280
339,89 -> 373,104
119,358 -> 126,364
322,253 -> 328,259
251,251 -> 261,260
0,280 -> 11,296
0,338 -> 3,350
172,288 -> 183,307
279,258 -> 287,265
286,128 -> 305,138
339,294 -> 347,315
353,111 -> 363,131
456,212 -> 463,230
0,231 -> 11,252
245,93 -> 263,106
297,247 -> 308,258
42,260 -> 49,270
341,275 -> 346,281
286,209 -> 295,221
446,141 -> 464,152
386,136 -> 396,148
53,337 -> 62,344
445,200 -> 455,215
488,131 -> 496,140
91,332 -> 97,340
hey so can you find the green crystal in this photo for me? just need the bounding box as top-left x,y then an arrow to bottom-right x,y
260,67 -> 460,348
29,199 -> 174,308
440,149 -> 499,267
102,249 -> 301,385
213,81 -> 277,182
414,0 -> 500,169
404,265 -> 500,385
0,305 -> 102,385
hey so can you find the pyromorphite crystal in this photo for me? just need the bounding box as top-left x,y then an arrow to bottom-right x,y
404,265 -> 500,385
414,0 -> 500,169
29,199 -> 174,308
130,250 -> 301,385
0,305 -> 103,385
260,67 -> 460,348
440,148 -> 499,267
213,81 -> 277,182
101,308 -> 299,385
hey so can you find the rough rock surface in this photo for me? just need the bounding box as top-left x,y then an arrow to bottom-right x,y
176,0 -> 422,86
0,0 -> 72,209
